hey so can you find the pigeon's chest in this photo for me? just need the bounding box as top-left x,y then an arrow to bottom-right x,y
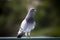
25,22 -> 34,30
27,23 -> 34,27
22,20 -> 35,32
24,23 -> 34,32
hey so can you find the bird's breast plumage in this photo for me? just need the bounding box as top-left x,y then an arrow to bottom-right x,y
20,19 -> 35,33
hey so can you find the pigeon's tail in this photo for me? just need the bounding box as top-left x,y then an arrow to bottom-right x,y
17,32 -> 25,38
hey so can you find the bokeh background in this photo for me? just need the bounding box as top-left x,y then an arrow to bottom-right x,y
0,0 -> 60,37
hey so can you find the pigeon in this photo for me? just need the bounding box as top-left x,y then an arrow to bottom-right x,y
17,7 -> 36,38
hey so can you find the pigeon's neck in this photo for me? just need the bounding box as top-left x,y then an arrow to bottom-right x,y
25,10 -> 34,23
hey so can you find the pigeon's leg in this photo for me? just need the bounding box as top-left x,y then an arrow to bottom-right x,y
25,32 -> 30,38
25,32 -> 28,37
27,32 -> 30,38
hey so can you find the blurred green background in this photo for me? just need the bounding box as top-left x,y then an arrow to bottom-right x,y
0,0 -> 60,37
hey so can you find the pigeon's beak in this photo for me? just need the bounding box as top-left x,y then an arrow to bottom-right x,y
35,9 -> 36,12
34,9 -> 36,12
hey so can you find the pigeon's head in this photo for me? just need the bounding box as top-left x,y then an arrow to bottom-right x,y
29,8 -> 36,14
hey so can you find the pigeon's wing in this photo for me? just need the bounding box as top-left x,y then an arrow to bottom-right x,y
18,19 -> 27,34
20,19 -> 27,31
17,19 -> 27,38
